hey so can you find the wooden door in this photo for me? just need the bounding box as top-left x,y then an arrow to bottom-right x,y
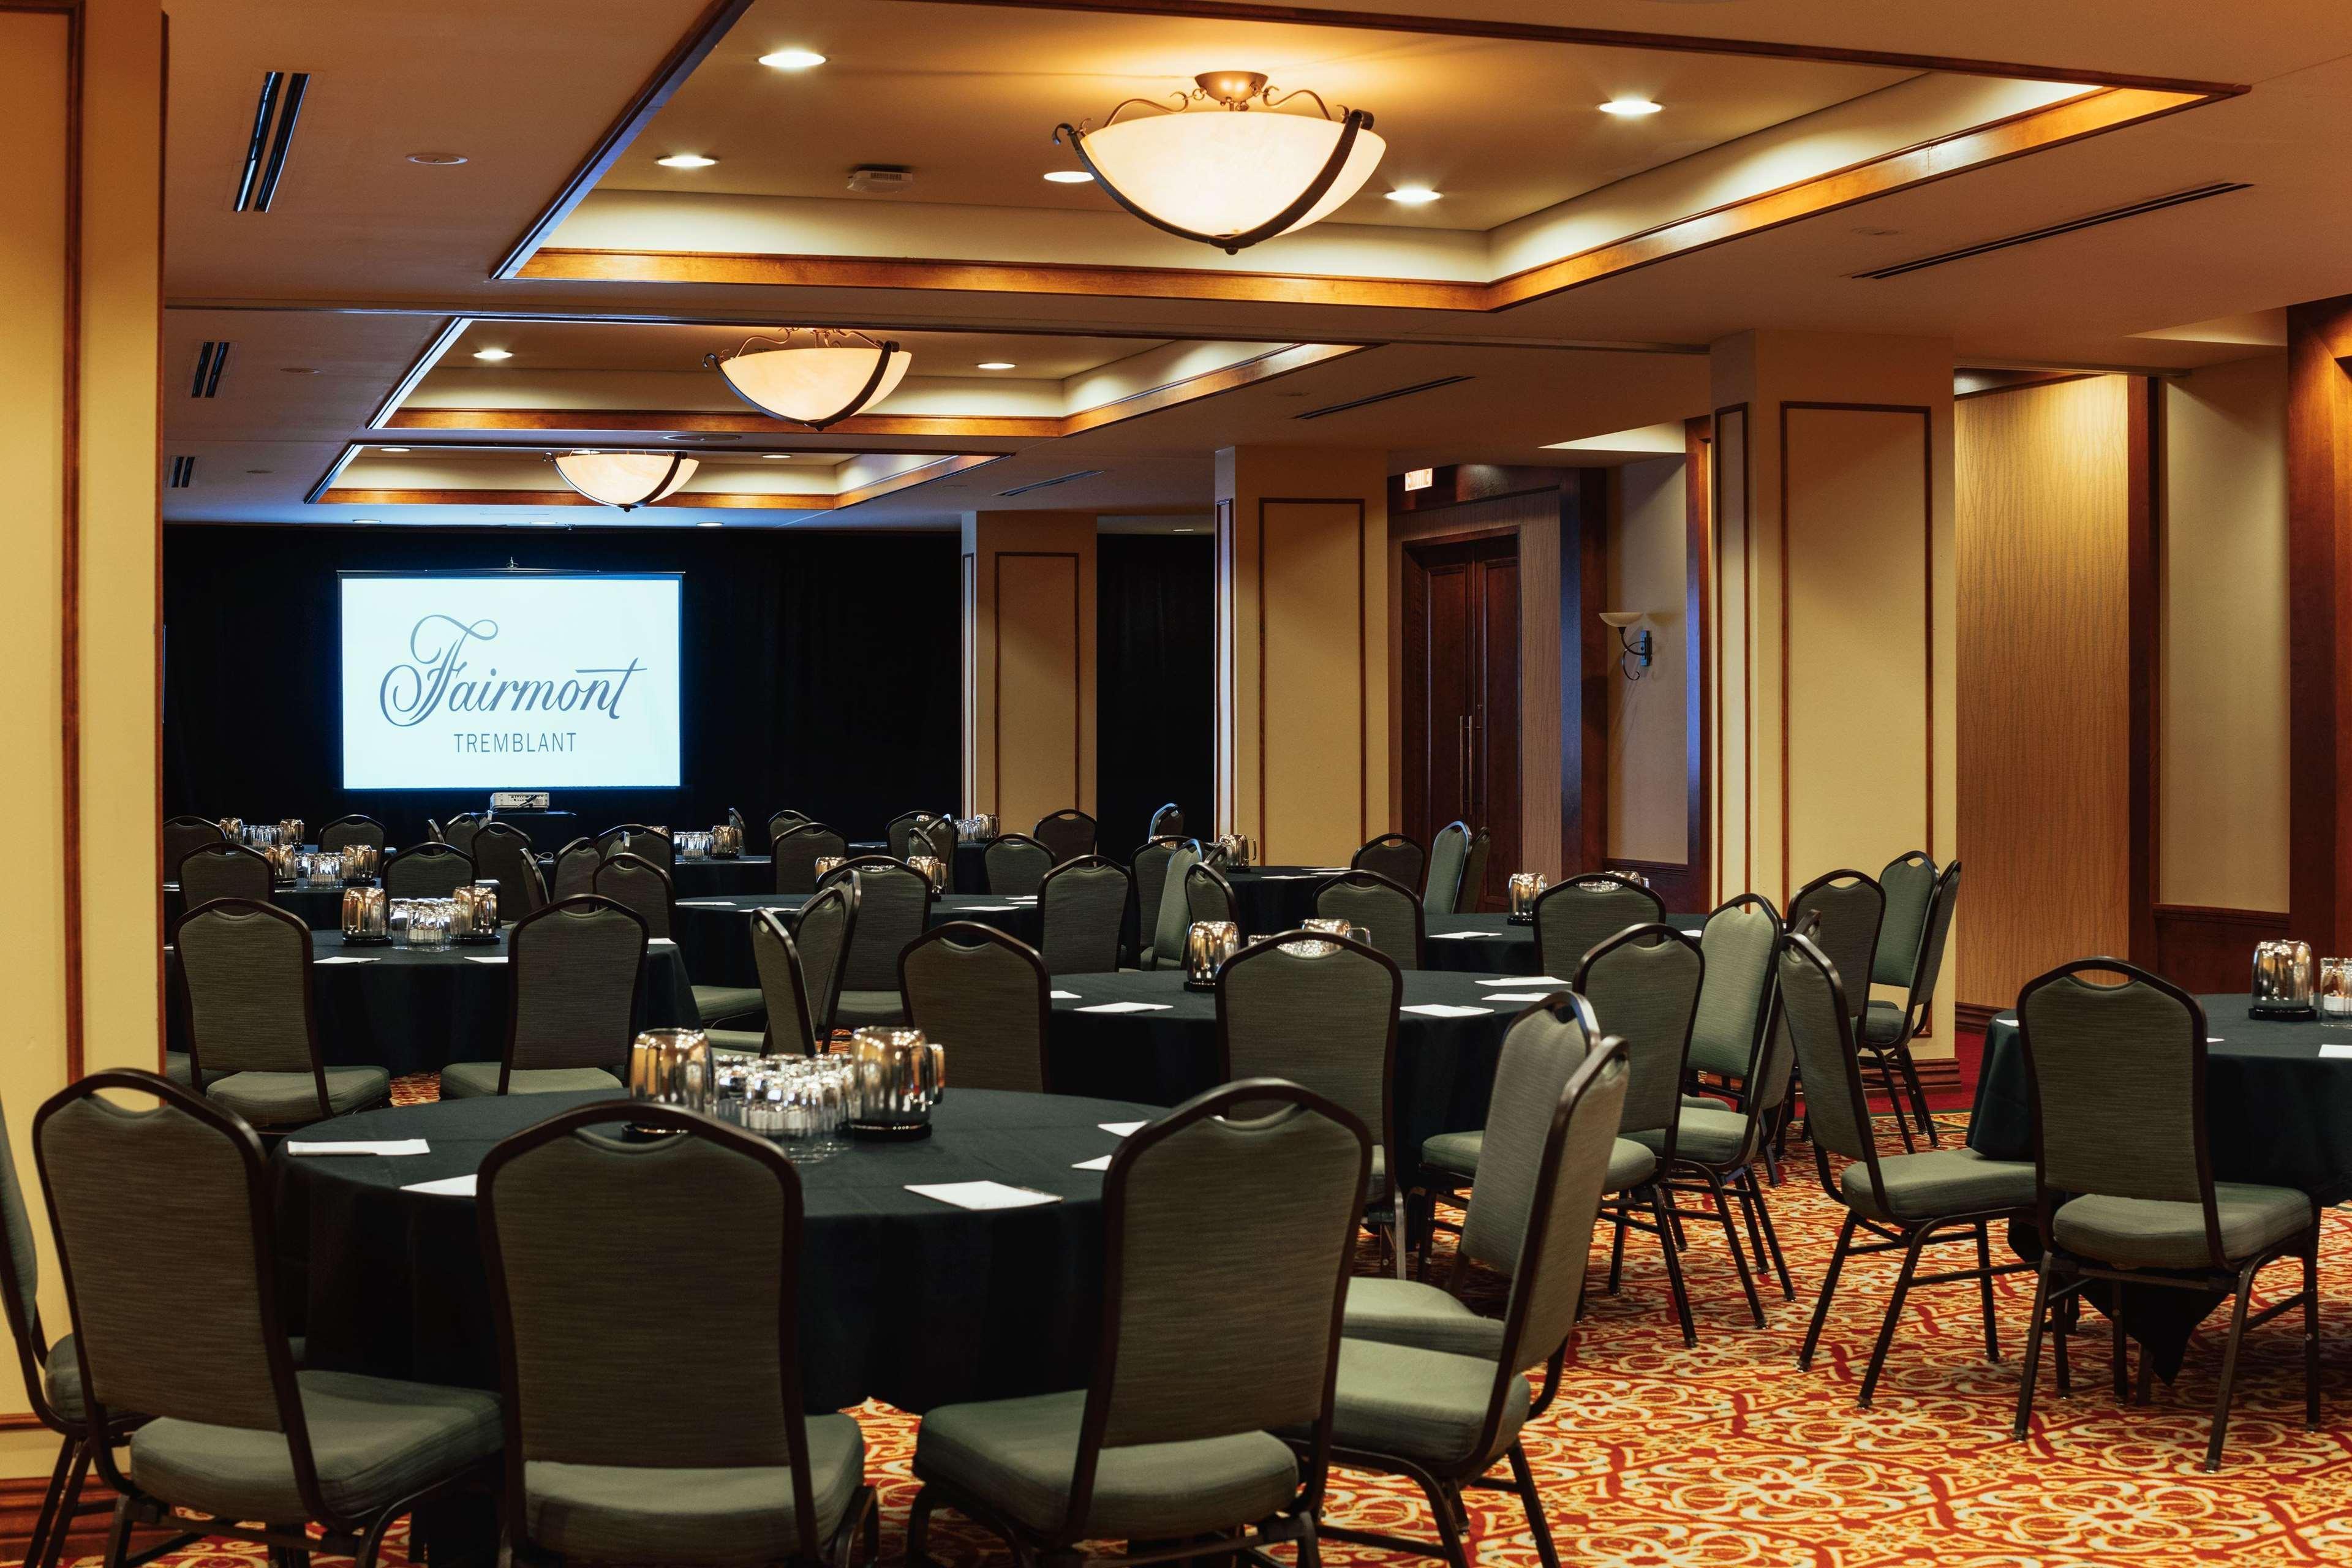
1404,535 -> 1521,909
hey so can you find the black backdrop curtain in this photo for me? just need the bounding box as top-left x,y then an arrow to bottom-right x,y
1095,535 -> 1215,862
163,525 -> 961,847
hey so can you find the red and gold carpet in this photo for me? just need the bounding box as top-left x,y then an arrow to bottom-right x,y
58,1084 -> 2352,1568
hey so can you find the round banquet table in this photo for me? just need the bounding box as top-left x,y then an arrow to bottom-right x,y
164,881 -> 346,930
666,854 -> 775,899
1045,967 -> 1538,1191
1223,865 -> 1352,935
163,932 -> 696,1079
673,893 -> 1043,987
276,1087 -> 1146,1413
1420,912 -> 1706,975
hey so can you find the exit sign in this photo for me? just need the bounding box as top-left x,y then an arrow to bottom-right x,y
1403,467 -> 1434,492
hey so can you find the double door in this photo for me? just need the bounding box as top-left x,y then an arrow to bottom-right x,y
1403,535 -> 1520,910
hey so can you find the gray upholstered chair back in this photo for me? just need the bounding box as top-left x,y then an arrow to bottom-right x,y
385,842 -> 476,899
0,1095 -> 48,1408
1459,829 -> 1492,914
164,816 -> 226,872
1687,897 -> 1781,1080
1351,834 -> 1423,894
1131,837 -> 1188,950
550,837 -> 600,902
772,823 -> 847,895
2018,961 -> 2209,1204
1908,862 -> 1963,1016
509,897 -> 647,1077
1091,1084 -> 1366,1453
1575,925 -> 1702,1140
1033,810 -> 1097,865
1460,994 -> 1596,1276
478,1110 -> 809,1479
179,843 -> 273,908
592,852 -> 674,941
1149,843 -> 1202,968
1039,857 -> 1130,974
822,857 -> 928,992
885,812 -> 933,861
1874,851 -> 1937,989
788,881 -> 856,1041
1774,935 -> 1877,1169
317,816 -> 384,854
36,1075 -> 292,1433
749,912 -> 817,1055
1147,803 -> 1184,838
916,815 -> 956,865
1216,937 -> 1399,1170
1497,1035 -> 1630,1379
1185,862 -> 1237,927
765,809 -> 810,854
444,815 -> 481,855
902,925 -> 1050,1093
1534,874 -> 1665,981
471,822 -> 539,918
177,900 -> 316,1079
1787,870 -> 1882,1027
1423,821 -> 1470,914
595,825 -> 671,872
984,834 -> 1055,897
1313,870 -> 1423,970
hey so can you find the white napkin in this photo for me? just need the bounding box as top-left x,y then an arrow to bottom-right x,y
1481,993 -> 1548,1003
287,1139 -> 428,1157
1077,1001 -> 1172,1014
2321,1044 -> 2352,1060
1099,1120 -> 1148,1136
676,900 -> 741,908
315,955 -> 381,965
1429,931 -> 1487,940
1480,974 -> 1565,987
1050,990 -> 1083,1000
1071,1155 -> 1114,1171
467,955 -> 508,965
1403,1003 -> 1496,1019
649,937 -> 677,946
957,905 -> 1020,912
401,1174 -> 478,1197
905,1180 -> 1060,1210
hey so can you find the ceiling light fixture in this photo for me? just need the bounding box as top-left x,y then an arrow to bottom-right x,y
1055,70 -> 1383,254
761,452 -> 792,459
1599,97 -> 1663,116
472,347 -> 512,361
976,361 -> 1016,371
698,521 -> 723,527
379,447 -> 410,453
406,152 -> 467,165
758,48 -> 827,70
656,153 -> 718,168
549,451 -> 697,511
1042,168 -> 1095,184
707,328 -> 910,431
1385,186 -> 1441,205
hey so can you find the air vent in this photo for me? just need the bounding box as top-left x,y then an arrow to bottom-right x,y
189,341 -> 232,398
1852,183 -> 2252,280
234,69 -> 310,212
997,469 -> 1105,498
1293,375 -> 1472,421
167,456 -> 197,489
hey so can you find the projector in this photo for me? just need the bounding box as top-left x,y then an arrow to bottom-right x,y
846,164 -> 914,194
491,791 -> 550,812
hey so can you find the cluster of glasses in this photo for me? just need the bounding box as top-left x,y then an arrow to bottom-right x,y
290,850 -> 344,888
237,821 -> 299,849
712,1052 -> 858,1161
389,897 -> 462,951
675,830 -> 718,861
953,814 -> 999,843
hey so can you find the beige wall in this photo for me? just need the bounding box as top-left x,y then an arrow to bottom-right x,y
2162,354 -> 2290,913
1607,457 -> 1690,865
960,511 -> 1097,830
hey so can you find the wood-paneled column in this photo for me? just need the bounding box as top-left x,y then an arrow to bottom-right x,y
961,510 -> 1097,831
2284,298 -> 2352,957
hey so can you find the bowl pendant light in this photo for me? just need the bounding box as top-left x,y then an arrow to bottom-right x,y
1055,72 -> 1383,254
706,329 -> 913,431
549,450 -> 698,510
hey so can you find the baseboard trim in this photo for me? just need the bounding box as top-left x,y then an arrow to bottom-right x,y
1955,1001 -> 2005,1034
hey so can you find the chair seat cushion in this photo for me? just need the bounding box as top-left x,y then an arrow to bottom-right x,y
1421,1129 -> 1481,1180
130,1369 -> 500,1523
1341,1279 -> 1506,1359
1633,1106 -> 1752,1169
1325,1337 -> 1526,1470
526,1414 -> 865,1567
693,986 -> 767,1028
833,992 -> 907,1030
1861,1000 -> 1909,1047
1685,1036 -> 1753,1080
1608,1137 -> 1659,1192
705,1028 -> 769,1055
916,1389 -> 1296,1540
2054,1185 -> 2314,1270
208,1067 -> 390,1127
440,1062 -> 622,1099
1842,1148 -> 2034,1224
44,1335 -> 82,1424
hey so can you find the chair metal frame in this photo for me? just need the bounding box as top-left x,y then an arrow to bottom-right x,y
494,895 -> 650,1093
1145,802 -> 1183,839
899,921 -> 1054,1093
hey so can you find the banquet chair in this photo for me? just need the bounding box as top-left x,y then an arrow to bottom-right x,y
1784,932 -> 2034,1405
1032,808 -> 1096,865
1860,860 -> 1964,1147
595,824 -> 672,872
728,806 -> 749,843
440,897 -> 647,1099
788,881 -> 857,1045
163,815 -> 226,873
1129,836 -> 1191,956
175,900 -> 390,1126
1457,829 -> 1491,914
1422,821 -> 1471,915
1141,841 -> 1202,970
1683,894 -> 1781,1087
1351,833 -> 1425,895
478,1102 -> 875,1568
384,842 -> 475,900
1874,851 -> 1937,990
915,815 -> 957,866
549,837 -> 601,903
1785,869 -> 1889,1152
766,808 -> 812,854
902,924 -> 1052,1092
982,834 -> 1055,897
709,911 -> 821,1059
177,842 -> 273,910
317,815 -> 385,854
821,858 -> 932,1029
519,854 -> 550,913
469,821 -> 539,919
34,1071 -> 500,1568
443,813 -> 482,855
1147,802 -> 1183,838
907,1080 -> 1365,1568
1532,873 -> 1664,982
1218,933 -> 1405,1275
425,819 -> 443,843
1314,870 -> 1425,970
1039,856 -> 1130,975
885,810 -> 937,861
1317,1030 -> 1630,1568
2011,959 -> 2321,1471
774,823 -> 848,895
1185,861 -> 1237,928
590,851 -> 674,940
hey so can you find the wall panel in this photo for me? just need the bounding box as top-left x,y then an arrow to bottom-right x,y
1713,405 -> 1750,902
1610,457 -> 1689,865
1261,499 -> 1367,859
994,552 -> 1081,823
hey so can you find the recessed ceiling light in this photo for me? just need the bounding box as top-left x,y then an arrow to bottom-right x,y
1599,98 -> 1663,116
758,48 -> 826,70
1043,169 -> 1095,184
656,153 -> 717,168
406,153 -> 467,166
380,446 -> 411,453
1173,527 -> 1197,533
1385,187 -> 1441,205
762,453 -> 791,459
472,347 -> 513,361
976,361 -> 1017,371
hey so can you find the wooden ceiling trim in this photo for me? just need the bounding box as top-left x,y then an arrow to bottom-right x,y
317,486 -> 836,510
383,407 -> 1065,439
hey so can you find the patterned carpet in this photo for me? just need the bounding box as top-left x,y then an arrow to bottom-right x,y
55,1080 -> 2352,1568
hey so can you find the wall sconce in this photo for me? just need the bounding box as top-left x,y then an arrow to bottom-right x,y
1599,611 -> 1652,681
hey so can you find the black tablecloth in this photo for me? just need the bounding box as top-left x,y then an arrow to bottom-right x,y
1046,968 -> 1530,1189
1224,867 -> 1351,935
164,882 -> 349,931
277,1087 -> 1146,1412
668,856 -> 775,899
673,894 -> 1044,987
165,932 -> 696,1078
